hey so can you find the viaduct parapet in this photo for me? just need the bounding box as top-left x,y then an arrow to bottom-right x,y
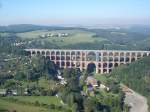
25,49 -> 150,74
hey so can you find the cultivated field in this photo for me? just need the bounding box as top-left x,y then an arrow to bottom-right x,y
16,29 -> 107,47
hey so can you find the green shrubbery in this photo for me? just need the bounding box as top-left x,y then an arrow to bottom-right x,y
111,56 -> 150,111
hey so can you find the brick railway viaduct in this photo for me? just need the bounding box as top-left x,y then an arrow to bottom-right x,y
25,49 -> 150,74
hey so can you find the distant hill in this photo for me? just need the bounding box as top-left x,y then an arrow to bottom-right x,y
0,24 -> 78,33
125,25 -> 150,35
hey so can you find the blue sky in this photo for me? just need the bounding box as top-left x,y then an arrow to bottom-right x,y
0,0 -> 150,25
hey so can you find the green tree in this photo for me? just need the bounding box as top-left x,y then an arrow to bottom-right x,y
72,103 -> 78,112
84,98 -> 95,112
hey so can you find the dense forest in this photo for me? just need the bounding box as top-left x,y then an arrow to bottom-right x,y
111,56 -> 150,111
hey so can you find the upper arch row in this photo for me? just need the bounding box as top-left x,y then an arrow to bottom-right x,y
25,49 -> 150,56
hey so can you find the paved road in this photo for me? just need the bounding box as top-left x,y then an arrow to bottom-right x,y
124,88 -> 148,112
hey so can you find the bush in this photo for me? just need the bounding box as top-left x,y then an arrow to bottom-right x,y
49,104 -> 55,109
47,90 -> 57,96
41,90 -> 48,96
41,103 -> 48,108
34,101 -> 40,106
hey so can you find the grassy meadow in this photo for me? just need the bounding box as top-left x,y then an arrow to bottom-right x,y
0,97 -> 48,112
0,96 -> 63,112
16,29 -> 107,47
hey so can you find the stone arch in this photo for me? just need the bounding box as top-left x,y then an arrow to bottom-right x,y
87,51 -> 96,61
56,51 -> 60,55
61,56 -> 65,60
61,61 -> 65,67
76,62 -> 80,67
51,56 -> 55,60
98,63 -> 101,68
103,52 -> 108,56
42,51 -> 45,55
109,63 -> 113,68
126,52 -> 130,56
56,61 -> 60,67
46,51 -> 50,55
125,57 -> 130,62
77,51 -> 81,55
109,52 -> 113,56
87,62 -> 96,73
103,57 -> 108,61
99,57 -> 102,61
120,57 -> 124,62
120,52 -> 124,56
120,63 -> 125,65
76,55 -> 81,61
66,56 -> 70,60
56,56 -> 60,60
114,63 -> 119,67
109,57 -> 113,62
109,69 -> 112,73
32,51 -> 36,55
98,69 -> 101,73
37,51 -> 41,55
51,51 -> 55,55
143,53 -> 147,57
61,51 -> 65,55
114,52 -> 119,56
103,62 -> 107,68
98,52 -> 101,56
137,52 -> 141,57
114,57 -> 119,62
103,69 -> 107,73
66,61 -> 70,67
71,51 -> 76,55
71,62 -> 75,67
82,52 -> 86,56
131,57 -> 135,62
131,52 -> 136,56
71,51 -> 76,61
66,52 -> 70,55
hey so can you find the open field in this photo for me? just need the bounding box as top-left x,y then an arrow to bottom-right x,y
0,96 -> 63,112
16,29 -> 107,46
0,33 -> 10,37
3,96 -> 61,105
0,98 -> 48,112
19,77 -> 58,90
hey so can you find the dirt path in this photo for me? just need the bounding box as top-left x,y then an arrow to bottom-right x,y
124,87 -> 148,112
